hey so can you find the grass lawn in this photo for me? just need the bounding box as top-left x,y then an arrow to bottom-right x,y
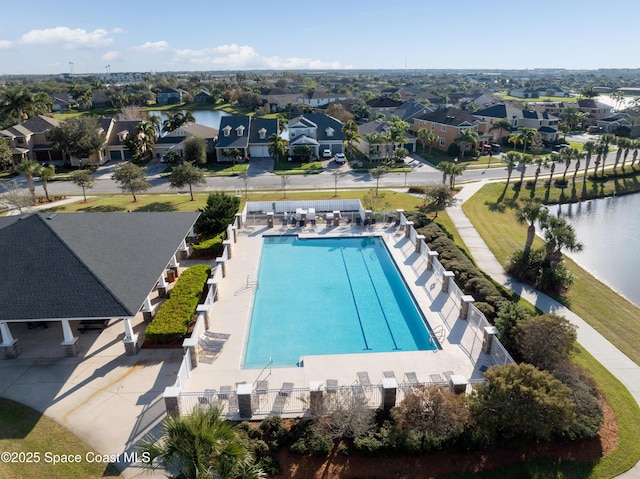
273,161 -> 323,174
0,398 -> 121,478
461,181 -> 640,367
498,94 -> 579,103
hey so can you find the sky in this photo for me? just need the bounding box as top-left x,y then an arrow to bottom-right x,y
0,0 -> 638,75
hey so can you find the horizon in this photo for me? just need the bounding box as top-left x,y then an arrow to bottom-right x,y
1,0 -> 639,75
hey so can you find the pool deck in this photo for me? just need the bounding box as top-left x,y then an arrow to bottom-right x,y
184,220 -> 494,397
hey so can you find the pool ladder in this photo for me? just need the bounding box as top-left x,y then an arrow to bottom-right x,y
432,325 -> 445,343
246,274 -> 259,289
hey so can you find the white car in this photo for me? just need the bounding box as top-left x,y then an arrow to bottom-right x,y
322,149 -> 333,159
334,153 -> 346,164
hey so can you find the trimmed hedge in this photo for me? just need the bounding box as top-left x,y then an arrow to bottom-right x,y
145,264 -> 211,344
192,233 -> 224,258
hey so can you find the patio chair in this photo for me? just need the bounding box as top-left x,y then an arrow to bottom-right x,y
430,373 -> 445,386
325,379 -> 338,393
443,370 -> 454,384
383,371 -> 396,379
357,371 -> 371,387
218,385 -> 232,400
278,382 -> 294,397
405,372 -> 418,386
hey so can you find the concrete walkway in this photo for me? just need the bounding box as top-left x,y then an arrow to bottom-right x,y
446,182 -> 640,478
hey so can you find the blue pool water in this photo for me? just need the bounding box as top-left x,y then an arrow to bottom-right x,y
243,236 -> 437,368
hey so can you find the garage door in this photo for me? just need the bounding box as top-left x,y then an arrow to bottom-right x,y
249,145 -> 270,158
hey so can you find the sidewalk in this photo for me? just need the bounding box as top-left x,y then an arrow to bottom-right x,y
446,182 -> 640,478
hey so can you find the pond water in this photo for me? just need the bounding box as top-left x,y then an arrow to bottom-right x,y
547,193 -> 640,306
146,109 -> 230,130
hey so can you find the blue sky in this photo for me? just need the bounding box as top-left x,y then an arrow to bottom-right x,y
0,0 -> 637,75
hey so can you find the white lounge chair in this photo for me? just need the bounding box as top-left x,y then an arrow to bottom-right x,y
357,371 -> 371,387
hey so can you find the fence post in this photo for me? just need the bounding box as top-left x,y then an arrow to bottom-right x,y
460,295 -> 475,320
237,384 -> 253,419
482,326 -> 499,354
266,212 -> 274,228
310,381 -> 324,416
382,377 -> 398,410
442,271 -> 454,293
427,250 -> 439,271
223,240 -> 233,259
235,213 -> 243,230
163,386 -> 181,417
404,221 -> 414,239
216,258 -> 226,277
415,234 -> 425,254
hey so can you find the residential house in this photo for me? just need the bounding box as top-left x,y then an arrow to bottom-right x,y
0,115 -> 63,164
261,88 -> 303,113
287,113 -> 344,158
157,122 -> 219,159
472,103 -> 559,143
156,87 -> 183,106
100,118 -> 141,163
215,116 -> 278,161
412,108 -> 488,153
302,90 -> 348,108
508,87 -> 540,99
578,99 -> 614,125
91,91 -> 110,109
0,211 -> 199,359
393,101 -> 433,126
50,93 -> 73,112
596,112 -> 640,136
356,119 -> 417,161
194,89 -> 213,104
366,97 -> 403,116
531,101 -> 579,117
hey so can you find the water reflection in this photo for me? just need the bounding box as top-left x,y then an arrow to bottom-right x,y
146,110 -> 230,130
547,194 -> 640,306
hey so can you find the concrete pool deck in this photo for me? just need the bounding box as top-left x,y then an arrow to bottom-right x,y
184,219 -> 494,401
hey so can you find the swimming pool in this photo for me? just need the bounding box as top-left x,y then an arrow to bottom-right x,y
243,235 -> 438,368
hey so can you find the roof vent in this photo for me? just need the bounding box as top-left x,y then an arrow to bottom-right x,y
46,214 -> 58,220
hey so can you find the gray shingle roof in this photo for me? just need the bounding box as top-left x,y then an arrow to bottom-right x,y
216,116 -> 251,149
248,117 -> 278,145
0,212 -> 199,321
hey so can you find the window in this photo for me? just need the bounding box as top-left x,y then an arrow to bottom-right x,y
325,127 -> 334,137
236,125 -> 245,136
441,124 -> 447,132
222,125 -> 231,137
439,137 -> 446,147
258,128 -> 267,140
431,123 -> 435,130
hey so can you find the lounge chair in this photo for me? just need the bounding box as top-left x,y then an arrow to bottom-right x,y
383,371 -> 396,379
218,385 -> 232,400
405,372 -> 418,386
357,371 -> 371,387
325,379 -> 338,393
430,373 -> 445,385
256,380 -> 269,395
279,382 -> 294,396
443,371 -> 454,384
272,382 -> 293,414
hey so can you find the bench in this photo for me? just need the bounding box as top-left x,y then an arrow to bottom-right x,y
78,319 -> 110,333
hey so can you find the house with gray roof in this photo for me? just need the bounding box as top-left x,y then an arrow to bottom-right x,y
287,114 -> 344,158
215,116 -> 279,161
0,211 -> 199,359
578,99 -> 614,125
473,103 -> 559,143
393,101 -> 433,124
356,119 -> 417,160
0,115 -> 62,164
156,87 -> 183,106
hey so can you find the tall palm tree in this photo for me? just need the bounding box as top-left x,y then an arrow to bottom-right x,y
1,87 -> 37,123
631,139 -> 640,168
508,132 -> 523,152
520,128 -> 538,155
598,134 -> 615,177
342,120 -> 360,156
613,137 -> 630,173
532,157 -> 546,189
572,150 -> 585,183
456,128 -> 479,158
540,216 -> 584,273
560,147 -> 579,183
518,154 -> 532,186
268,133 -> 287,165
147,114 -> 163,138
582,140 -> 595,181
504,151 -> 521,185
516,199 -> 549,257
449,163 -> 465,189
417,128 -> 438,156
546,153 -> 560,185
490,118 -> 512,144
14,159 -> 40,199
436,161 -> 454,185
35,164 -> 56,202
137,405 -> 259,479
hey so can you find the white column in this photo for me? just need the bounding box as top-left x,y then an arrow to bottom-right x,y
60,320 -> 76,344
158,274 -> 167,288
123,318 -> 135,340
143,297 -> 153,312
170,255 -> 178,268
180,239 -> 188,251
0,321 -> 15,345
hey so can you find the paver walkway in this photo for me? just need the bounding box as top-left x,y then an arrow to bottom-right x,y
446,182 -> 640,478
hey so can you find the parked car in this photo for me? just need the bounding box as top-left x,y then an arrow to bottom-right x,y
334,153 -> 346,164
322,149 -> 333,159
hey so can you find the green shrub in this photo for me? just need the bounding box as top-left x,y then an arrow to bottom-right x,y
257,455 -> 280,476
352,433 -> 384,455
259,416 -> 289,450
145,264 -> 211,344
192,233 -> 224,258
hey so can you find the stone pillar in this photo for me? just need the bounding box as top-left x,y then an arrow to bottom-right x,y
186,343 -> 198,369
449,374 -> 468,395
427,250 -> 439,271
460,295 -> 475,320
364,210 -> 372,226
442,271 -> 455,293
157,274 -> 168,298
232,226 -> 238,243
382,377 -> 398,410
60,319 -> 79,357
310,381 -> 324,416
235,213 -> 243,230
197,305 -> 210,330
404,221 -> 414,239
123,318 -> 139,355
332,211 -> 340,227
266,212 -> 274,228
396,209 -> 404,223
482,326 -> 499,354
237,383 -> 253,419
163,386 -> 181,417
216,259 -> 226,278
142,297 -> 154,322
223,240 -> 233,259
415,234 -> 425,253
1,322 -> 20,359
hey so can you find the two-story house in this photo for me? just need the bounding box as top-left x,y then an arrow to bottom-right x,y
578,99 -> 614,126
473,103 -> 559,143
215,116 -> 278,162
156,87 -> 183,106
1,115 -> 63,164
412,108 -> 488,153
287,114 -> 344,159
356,119 -> 417,161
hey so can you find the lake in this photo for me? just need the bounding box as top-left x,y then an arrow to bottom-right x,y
547,193 -> 640,306
147,109 -> 230,130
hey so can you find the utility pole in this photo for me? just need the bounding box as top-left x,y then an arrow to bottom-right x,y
69,62 -> 74,75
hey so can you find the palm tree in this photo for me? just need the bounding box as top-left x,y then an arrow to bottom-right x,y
371,166 -> 388,196
520,128 -> 537,155
268,133 -> 287,165
540,216 -> 584,273
456,128 -> 479,158
582,140 -> 595,181
436,161 -> 454,185
598,134 -> 615,177
504,151 -> 521,185
518,154 -> 532,187
449,163 -> 465,189
613,137 -> 630,173
35,164 -> 56,202
572,150 -> 585,183
532,157 -> 545,189
516,200 -> 549,257
508,132 -> 523,152
417,128 -> 438,156
342,120 -> 360,156
631,139 -> 640,168
560,147 -> 579,183
147,114 -> 163,138
14,159 -> 40,199
1,87 -> 37,123
137,405 -> 259,479
546,153 -> 560,185
490,118 -> 512,144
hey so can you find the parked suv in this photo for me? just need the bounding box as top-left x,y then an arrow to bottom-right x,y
334,153 -> 346,164
322,149 -> 333,159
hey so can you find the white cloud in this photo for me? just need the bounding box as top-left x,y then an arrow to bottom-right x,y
101,50 -> 121,61
19,27 -> 113,48
111,27 -> 125,34
134,41 -> 171,52
0,40 -> 12,49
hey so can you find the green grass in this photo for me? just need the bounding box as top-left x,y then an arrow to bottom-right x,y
273,161 -> 323,174
499,94 -> 579,103
0,398 -> 121,478
462,181 -> 640,366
